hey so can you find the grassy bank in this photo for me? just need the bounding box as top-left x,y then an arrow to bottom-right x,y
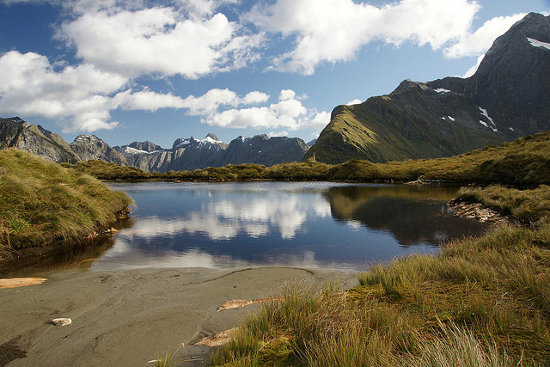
0,149 -> 132,259
70,130 -> 550,186
211,185 -> 550,366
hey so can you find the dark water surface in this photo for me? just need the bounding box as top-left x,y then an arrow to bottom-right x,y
84,182 -> 486,272
1,182 -> 489,276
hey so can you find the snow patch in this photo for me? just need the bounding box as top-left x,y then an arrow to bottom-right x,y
440,116 -> 446,121
434,88 -> 451,94
122,146 -> 160,155
527,37 -> 550,50
123,146 -> 148,154
200,136 -> 222,144
479,107 -> 498,132
479,120 -> 489,128
447,116 -> 455,122
509,127 -> 514,131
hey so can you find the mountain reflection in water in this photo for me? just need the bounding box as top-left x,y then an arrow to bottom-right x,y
85,182 -> 486,272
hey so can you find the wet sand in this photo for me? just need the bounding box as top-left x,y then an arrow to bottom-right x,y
0,267 -> 358,367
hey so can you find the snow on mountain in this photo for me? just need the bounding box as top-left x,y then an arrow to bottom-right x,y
527,37 -> 550,50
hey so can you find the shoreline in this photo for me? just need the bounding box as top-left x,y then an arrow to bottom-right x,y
0,266 -> 359,367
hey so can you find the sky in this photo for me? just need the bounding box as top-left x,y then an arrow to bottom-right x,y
0,0 -> 549,148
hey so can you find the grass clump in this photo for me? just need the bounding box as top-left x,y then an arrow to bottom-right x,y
0,149 -> 132,257
212,186 -> 550,366
456,185 -> 550,224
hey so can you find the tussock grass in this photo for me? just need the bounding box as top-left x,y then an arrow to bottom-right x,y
73,130 -> 550,187
212,186 -> 550,366
0,149 -> 132,257
456,185 -> 550,224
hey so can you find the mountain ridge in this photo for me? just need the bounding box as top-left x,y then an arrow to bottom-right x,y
0,117 -> 310,172
305,12 -> 550,164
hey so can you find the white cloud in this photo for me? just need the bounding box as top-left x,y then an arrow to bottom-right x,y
113,89 -> 188,112
195,88 -> 330,130
0,50 -> 319,133
444,13 -> 526,58
279,89 -> 297,101
0,51 -> 126,131
268,130 -> 289,137
346,99 -> 362,105
245,0 -> 480,74
310,111 -> 331,127
462,54 -> 485,78
59,7 -> 261,79
180,89 -> 270,116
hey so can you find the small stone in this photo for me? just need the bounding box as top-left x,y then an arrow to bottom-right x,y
51,318 -> 72,326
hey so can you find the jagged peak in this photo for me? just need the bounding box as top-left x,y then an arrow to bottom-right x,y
205,133 -> 220,141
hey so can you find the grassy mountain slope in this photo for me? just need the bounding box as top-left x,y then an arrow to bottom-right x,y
0,149 -> 132,259
305,85 -> 503,164
305,13 -> 550,164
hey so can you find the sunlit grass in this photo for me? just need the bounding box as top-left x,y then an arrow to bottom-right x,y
212,186 -> 550,366
0,148 -> 132,256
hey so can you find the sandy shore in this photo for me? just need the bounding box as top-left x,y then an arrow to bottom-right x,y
0,267 -> 358,367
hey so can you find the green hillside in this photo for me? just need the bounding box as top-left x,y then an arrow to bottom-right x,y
304,88 -> 504,164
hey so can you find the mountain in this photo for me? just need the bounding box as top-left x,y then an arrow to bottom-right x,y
0,117 -> 80,163
118,134 -> 228,172
305,12 -> 550,164
117,133 -> 309,172
0,115 -> 310,171
70,135 -> 128,166
220,134 -> 310,167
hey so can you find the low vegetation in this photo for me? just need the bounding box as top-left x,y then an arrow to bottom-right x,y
212,186 -> 550,366
0,149 -> 132,258
71,130 -> 550,187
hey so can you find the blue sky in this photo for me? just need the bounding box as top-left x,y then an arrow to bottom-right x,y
0,0 -> 549,148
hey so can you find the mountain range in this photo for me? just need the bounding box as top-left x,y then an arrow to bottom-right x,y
0,117 -> 309,172
1,13 -> 549,170
305,12 -> 550,163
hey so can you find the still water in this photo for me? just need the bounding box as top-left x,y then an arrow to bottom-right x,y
81,182 -> 486,272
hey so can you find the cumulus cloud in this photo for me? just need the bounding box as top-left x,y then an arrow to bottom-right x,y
245,0 -> 480,74
192,89 -> 330,130
0,49 -> 325,132
444,13 -> 526,58
58,6 -> 262,79
346,99 -> 362,105
0,51 -> 126,131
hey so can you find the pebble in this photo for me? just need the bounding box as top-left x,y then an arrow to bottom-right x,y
51,318 -> 72,326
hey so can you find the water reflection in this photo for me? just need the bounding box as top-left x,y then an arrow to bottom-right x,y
87,182 -> 486,272
324,185 -> 483,246
2,183 -> 488,275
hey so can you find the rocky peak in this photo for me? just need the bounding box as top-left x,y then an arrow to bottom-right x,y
470,12 -> 550,134
128,141 -> 163,152
205,133 -> 220,142
70,134 -> 127,165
